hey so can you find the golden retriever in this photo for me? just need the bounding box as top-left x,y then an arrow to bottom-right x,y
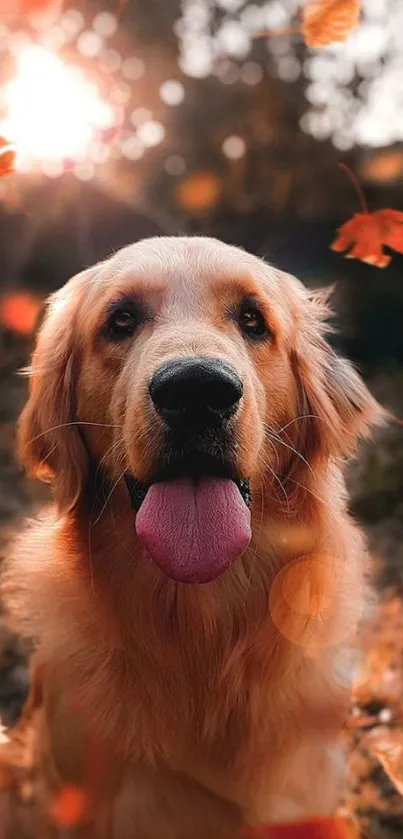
2,237 -> 382,838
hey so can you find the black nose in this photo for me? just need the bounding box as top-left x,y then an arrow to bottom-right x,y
149,357 -> 243,428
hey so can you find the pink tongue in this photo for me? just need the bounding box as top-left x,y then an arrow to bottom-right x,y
135,478 -> 251,584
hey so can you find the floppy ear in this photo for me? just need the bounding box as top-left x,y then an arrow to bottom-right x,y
290,287 -> 385,464
18,272 -> 91,514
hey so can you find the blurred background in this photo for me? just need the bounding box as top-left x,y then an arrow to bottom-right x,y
0,1 -> 403,835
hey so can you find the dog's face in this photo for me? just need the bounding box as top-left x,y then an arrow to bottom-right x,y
76,239 -> 284,487
19,237 -> 381,584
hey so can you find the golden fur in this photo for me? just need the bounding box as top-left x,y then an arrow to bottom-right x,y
2,237 -> 383,837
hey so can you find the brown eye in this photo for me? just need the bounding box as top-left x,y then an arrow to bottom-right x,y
238,306 -> 268,339
106,308 -> 138,340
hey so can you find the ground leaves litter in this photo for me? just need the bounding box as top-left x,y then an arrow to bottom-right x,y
343,590 -> 403,838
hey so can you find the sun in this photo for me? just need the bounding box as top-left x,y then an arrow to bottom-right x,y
0,44 -> 117,167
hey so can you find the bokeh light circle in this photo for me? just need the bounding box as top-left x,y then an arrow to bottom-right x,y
164,154 -> 186,175
159,80 -> 185,106
222,135 -> 246,159
175,170 -> 222,211
122,56 -> 145,81
93,11 -> 118,39
269,555 -> 363,652
137,121 -> 165,147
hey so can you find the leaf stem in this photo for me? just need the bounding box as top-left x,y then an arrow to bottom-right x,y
338,162 -> 369,214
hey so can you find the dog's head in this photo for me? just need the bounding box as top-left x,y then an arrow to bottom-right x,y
19,237 -> 382,584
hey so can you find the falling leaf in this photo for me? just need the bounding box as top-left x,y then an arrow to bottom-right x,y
246,815 -> 358,839
302,0 -> 360,48
331,210 -> 403,267
331,163 -> 403,267
369,729 -> 403,796
254,0 -> 359,49
0,293 -> 42,335
50,784 -> 89,827
0,137 -> 16,178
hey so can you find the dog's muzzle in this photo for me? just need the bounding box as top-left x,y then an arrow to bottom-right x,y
123,356 -> 252,584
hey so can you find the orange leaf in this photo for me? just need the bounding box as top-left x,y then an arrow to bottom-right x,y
331,209 -> 403,267
302,0 -> 360,48
376,209 -> 403,255
50,784 -> 89,827
0,293 -> 42,335
246,816 -> 357,839
0,137 -> 16,178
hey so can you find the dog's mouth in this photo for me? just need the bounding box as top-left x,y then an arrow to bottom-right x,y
125,452 -> 252,585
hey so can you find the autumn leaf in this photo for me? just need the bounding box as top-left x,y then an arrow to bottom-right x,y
0,138 -> 16,178
331,210 -> 403,267
302,0 -> 360,48
254,0 -> 360,49
331,164 -> 403,267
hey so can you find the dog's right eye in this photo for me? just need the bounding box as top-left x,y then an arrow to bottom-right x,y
106,307 -> 139,340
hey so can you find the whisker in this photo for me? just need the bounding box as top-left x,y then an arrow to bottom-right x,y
266,430 -> 314,476
27,421 -> 124,445
87,438 -> 126,594
93,467 -> 127,526
257,451 -> 290,510
275,415 -> 321,435
266,435 -> 280,471
38,441 -> 58,467
98,437 -> 125,478
243,470 -> 266,601
131,422 -> 155,450
286,477 -> 332,512
90,439 -> 126,516
18,363 -> 70,377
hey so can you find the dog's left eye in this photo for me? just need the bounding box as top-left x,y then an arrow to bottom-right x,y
238,306 -> 268,339
106,308 -> 138,340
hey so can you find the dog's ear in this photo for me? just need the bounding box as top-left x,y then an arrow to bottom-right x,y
18,271 -> 92,514
289,286 -> 385,464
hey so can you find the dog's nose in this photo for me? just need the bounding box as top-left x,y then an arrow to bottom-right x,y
149,357 -> 243,427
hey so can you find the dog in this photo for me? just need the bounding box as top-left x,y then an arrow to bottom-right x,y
2,237 -> 382,838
